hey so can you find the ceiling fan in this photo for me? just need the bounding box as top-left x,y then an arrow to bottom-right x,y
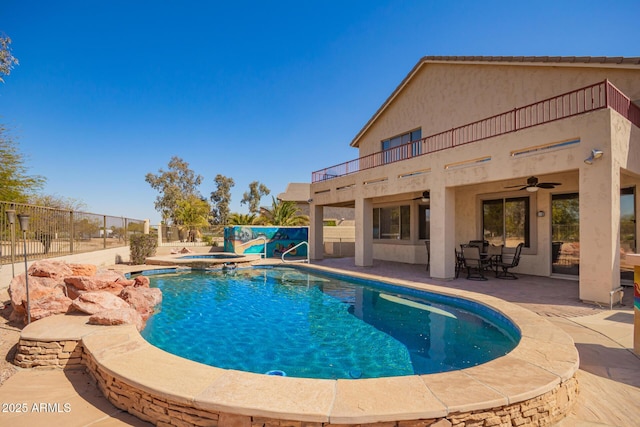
505,176 -> 561,192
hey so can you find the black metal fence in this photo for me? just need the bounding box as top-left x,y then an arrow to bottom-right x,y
0,201 -> 146,265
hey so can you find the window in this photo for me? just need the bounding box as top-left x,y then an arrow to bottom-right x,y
381,129 -> 422,163
373,206 -> 410,240
482,197 -> 530,247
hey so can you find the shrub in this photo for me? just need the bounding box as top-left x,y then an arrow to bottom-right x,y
130,234 -> 157,265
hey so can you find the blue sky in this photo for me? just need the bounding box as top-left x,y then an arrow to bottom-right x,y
1,1 -> 638,224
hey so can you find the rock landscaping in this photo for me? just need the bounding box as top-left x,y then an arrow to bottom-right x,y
7,260 -> 161,331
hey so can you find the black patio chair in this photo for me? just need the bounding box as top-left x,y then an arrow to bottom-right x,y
495,243 -> 524,279
461,245 -> 491,281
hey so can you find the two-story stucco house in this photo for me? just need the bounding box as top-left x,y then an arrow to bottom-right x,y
308,56 -> 640,305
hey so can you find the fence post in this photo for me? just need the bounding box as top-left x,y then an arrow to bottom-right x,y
69,211 -> 74,253
103,215 -> 107,249
157,223 -> 163,247
124,218 -> 129,244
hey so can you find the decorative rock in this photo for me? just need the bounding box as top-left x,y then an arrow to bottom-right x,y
120,287 -> 162,320
88,308 -> 144,331
7,260 -> 163,327
69,263 -> 97,277
71,291 -> 130,315
30,293 -> 73,321
64,270 -> 130,292
28,260 -> 74,279
134,275 -> 150,288
8,274 -> 64,322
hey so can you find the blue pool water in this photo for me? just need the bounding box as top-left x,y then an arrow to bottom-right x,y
141,267 -> 520,379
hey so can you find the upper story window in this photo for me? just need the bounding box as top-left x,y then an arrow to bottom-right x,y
381,129 -> 422,164
381,129 -> 422,151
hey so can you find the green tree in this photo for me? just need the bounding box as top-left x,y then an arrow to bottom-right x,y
0,125 -> 45,202
257,197 -> 309,226
228,212 -> 258,225
0,36 -> 18,83
175,196 -> 211,242
240,181 -> 270,214
210,174 -> 234,225
145,156 -> 203,224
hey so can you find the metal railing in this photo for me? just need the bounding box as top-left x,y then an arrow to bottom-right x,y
1,201 -> 146,264
281,241 -> 309,263
160,224 -> 223,246
312,80 -> 640,182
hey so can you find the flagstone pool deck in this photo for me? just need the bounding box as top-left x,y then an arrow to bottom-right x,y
1,258 -> 638,426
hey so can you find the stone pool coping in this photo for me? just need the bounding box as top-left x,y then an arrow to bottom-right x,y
145,252 -> 262,268
18,263 -> 580,425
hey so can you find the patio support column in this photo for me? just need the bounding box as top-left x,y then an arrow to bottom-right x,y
579,152 -> 620,304
429,186 -> 456,279
309,203 -> 324,261
355,197 -> 373,267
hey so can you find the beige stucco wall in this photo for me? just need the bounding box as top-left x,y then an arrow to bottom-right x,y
310,60 -> 640,303
355,62 -> 640,156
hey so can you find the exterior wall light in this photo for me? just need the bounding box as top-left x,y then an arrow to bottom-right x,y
421,191 -> 430,203
584,149 -> 604,165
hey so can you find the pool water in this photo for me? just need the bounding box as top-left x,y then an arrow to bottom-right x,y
141,267 -> 520,379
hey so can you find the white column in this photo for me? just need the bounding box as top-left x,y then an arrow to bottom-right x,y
355,197 -> 373,267
579,160 -> 620,303
309,204 -> 324,260
430,186 -> 456,279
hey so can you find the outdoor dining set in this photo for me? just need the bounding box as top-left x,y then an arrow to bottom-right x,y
454,240 -> 524,281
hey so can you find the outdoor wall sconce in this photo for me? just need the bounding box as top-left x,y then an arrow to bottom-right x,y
584,149 -> 604,165
421,191 -> 430,203
537,210 -> 545,217
17,213 -> 31,324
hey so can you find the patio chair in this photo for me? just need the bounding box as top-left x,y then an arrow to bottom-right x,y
461,245 -> 491,281
486,244 -> 504,275
495,243 -> 524,279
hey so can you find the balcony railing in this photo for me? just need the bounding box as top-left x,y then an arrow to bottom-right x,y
312,80 -> 640,183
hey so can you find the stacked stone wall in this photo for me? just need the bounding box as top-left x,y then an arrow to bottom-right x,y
14,337 -> 578,427
14,338 -> 83,369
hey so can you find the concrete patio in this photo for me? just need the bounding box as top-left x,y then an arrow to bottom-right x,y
0,258 -> 638,426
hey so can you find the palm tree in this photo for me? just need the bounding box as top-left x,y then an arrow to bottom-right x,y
257,197 -> 309,226
228,212 -> 258,225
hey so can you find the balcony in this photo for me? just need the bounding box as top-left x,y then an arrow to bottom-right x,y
312,80 -> 640,183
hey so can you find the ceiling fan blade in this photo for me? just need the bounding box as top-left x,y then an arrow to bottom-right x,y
504,184 -> 526,188
519,186 -> 529,191
538,182 -> 561,189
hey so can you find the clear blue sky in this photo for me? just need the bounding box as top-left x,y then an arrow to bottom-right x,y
1,1 -> 638,224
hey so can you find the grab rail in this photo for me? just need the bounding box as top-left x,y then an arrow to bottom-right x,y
235,237 -> 267,258
281,241 -> 309,263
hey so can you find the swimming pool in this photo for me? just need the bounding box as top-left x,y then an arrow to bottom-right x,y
141,266 -> 520,379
